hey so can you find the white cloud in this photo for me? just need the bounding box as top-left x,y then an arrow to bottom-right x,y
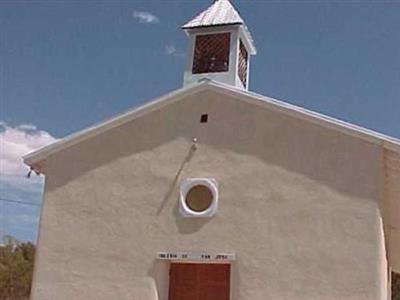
0,121 -> 55,242
165,45 -> 177,55
165,45 -> 185,57
16,124 -> 37,131
132,10 -> 160,24
0,121 -> 57,177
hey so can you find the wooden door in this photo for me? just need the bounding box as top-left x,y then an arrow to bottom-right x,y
169,263 -> 230,300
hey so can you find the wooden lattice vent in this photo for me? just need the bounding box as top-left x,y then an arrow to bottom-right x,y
192,33 -> 230,74
238,40 -> 248,86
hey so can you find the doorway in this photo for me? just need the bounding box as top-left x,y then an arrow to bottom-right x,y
168,263 -> 230,300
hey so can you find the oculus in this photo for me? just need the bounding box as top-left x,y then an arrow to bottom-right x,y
180,178 -> 218,217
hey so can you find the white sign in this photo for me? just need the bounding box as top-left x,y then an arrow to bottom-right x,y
157,252 -> 236,262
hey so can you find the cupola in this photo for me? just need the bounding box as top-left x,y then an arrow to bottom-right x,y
182,0 -> 256,90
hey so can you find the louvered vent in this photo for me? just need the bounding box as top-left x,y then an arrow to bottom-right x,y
192,33 -> 231,74
238,40 -> 248,86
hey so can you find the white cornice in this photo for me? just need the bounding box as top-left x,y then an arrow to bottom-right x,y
23,80 -> 400,173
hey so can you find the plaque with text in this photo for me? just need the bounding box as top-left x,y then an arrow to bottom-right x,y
157,252 -> 236,262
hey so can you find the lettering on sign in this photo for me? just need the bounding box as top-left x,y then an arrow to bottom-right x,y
157,252 -> 236,262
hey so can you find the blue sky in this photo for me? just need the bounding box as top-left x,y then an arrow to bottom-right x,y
1,1 -> 399,242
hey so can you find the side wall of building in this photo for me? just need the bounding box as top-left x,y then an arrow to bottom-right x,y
384,149 -> 400,275
31,90 -> 388,300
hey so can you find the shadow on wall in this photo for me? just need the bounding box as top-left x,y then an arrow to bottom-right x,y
156,144 -> 196,215
45,89 -> 382,202
156,143 -> 212,233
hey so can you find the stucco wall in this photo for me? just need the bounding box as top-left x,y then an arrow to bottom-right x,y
31,89 -> 387,300
384,149 -> 400,274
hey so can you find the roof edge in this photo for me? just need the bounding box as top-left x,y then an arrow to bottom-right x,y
23,81 -> 210,172
182,22 -> 243,30
24,80 -> 400,173
207,81 -> 400,151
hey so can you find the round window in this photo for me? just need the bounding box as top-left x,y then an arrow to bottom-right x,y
180,178 -> 218,218
185,185 -> 213,212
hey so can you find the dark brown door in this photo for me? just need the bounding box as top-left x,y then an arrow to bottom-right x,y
169,263 -> 230,300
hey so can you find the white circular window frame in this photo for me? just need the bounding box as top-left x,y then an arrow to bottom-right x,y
179,178 -> 218,218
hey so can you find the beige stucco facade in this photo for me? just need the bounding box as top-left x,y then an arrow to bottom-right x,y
26,84 -> 400,300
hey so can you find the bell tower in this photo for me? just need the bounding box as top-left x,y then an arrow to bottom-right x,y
182,0 -> 256,90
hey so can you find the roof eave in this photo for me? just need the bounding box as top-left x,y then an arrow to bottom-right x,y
23,81 -> 211,173
182,22 -> 243,30
24,80 -> 400,174
238,26 -> 257,55
207,81 -> 400,149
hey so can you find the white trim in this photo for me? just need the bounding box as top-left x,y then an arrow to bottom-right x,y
23,80 -> 400,173
183,24 -> 240,36
183,24 -> 256,56
23,82 -> 209,169
208,81 -> 400,147
179,178 -> 218,218
238,26 -> 257,55
183,27 -> 248,89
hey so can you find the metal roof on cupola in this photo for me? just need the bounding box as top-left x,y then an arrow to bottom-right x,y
182,0 -> 256,55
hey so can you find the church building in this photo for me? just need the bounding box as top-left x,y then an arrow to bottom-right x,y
24,1 -> 400,299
